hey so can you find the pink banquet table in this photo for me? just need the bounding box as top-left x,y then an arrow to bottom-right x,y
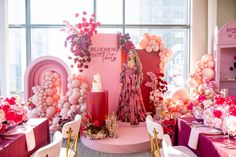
175,117 -> 236,157
0,118 -> 50,157
87,90 -> 108,123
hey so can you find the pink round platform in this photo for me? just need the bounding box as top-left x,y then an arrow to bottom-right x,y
81,121 -> 150,153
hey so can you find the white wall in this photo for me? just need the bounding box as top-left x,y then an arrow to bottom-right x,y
0,0 -> 10,95
217,0 -> 236,28
190,0 -> 208,71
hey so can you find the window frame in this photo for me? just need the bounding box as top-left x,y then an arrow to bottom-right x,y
7,0 -> 191,95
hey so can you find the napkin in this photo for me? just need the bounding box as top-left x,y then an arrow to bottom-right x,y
24,126 -> 36,151
188,127 -> 210,149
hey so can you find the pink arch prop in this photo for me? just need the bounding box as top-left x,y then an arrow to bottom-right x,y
24,56 -> 71,101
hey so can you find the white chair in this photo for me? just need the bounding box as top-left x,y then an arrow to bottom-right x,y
146,115 -> 164,157
145,116 -> 197,157
60,114 -> 82,157
162,134 -> 197,157
30,131 -> 63,157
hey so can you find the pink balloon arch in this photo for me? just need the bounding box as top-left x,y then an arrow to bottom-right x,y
24,56 -> 71,101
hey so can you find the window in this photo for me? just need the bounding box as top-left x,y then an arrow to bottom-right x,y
8,0 -> 190,97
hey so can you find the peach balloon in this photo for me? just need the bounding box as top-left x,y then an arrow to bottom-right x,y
139,38 -> 149,49
201,54 -> 213,62
201,68 -> 215,81
146,46 -> 152,52
80,104 -> 87,112
52,94 -> 60,101
171,88 -> 189,104
207,61 -> 215,68
45,88 -> 53,96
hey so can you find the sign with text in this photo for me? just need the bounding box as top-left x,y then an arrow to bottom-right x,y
83,34 -> 121,114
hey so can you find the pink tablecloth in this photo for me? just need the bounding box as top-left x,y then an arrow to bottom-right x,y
0,118 -> 50,157
175,117 -> 236,157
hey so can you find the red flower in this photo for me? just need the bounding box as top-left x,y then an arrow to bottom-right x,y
163,119 -> 169,126
187,103 -> 194,110
93,120 -> 100,127
85,113 -> 90,119
215,96 -> 225,105
5,97 -> 16,105
0,124 -> 6,133
5,110 -> 16,121
213,110 -> 222,118
229,106 -> 236,116
75,13 -> 79,17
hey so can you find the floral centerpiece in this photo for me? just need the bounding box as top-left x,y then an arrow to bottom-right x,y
61,11 -> 100,72
80,112 -> 108,140
145,72 -> 168,107
189,80 -> 219,120
0,96 -> 28,133
162,119 -> 176,138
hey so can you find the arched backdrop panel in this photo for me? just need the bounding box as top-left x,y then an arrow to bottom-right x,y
137,49 -> 160,112
24,56 -> 71,101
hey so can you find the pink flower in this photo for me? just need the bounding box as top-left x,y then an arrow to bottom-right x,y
198,95 -> 206,103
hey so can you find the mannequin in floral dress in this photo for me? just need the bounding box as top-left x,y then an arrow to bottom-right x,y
117,49 -> 146,125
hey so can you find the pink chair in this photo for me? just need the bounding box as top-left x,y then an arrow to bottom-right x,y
60,115 -> 82,157
30,131 -> 63,157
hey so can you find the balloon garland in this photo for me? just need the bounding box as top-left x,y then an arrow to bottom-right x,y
50,74 -> 88,131
139,33 -> 172,73
29,71 -> 61,125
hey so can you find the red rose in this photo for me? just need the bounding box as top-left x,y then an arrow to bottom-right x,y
5,97 -> 16,105
229,106 -> 236,116
215,96 -> 225,105
93,120 -> 100,127
213,110 -> 222,118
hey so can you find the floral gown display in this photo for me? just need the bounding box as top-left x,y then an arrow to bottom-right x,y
117,63 -> 146,125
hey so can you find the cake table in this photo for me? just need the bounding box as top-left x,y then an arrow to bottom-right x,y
87,90 -> 108,123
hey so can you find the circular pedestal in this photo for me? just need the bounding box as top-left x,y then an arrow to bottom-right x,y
81,122 -> 150,154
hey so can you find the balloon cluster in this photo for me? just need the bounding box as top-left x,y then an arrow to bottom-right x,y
138,33 -> 172,73
50,74 -> 88,131
188,54 -> 215,96
30,71 -> 61,125
162,88 -> 192,119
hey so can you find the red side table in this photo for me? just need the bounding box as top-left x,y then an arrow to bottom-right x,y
87,90 -> 108,124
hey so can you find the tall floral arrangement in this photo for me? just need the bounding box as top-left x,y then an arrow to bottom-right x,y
117,33 -> 135,53
0,96 -> 28,133
61,11 -> 100,72
145,72 -> 168,108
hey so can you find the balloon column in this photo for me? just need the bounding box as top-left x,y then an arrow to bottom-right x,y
29,71 -> 61,125
139,33 -> 172,73
188,54 -> 215,97
50,74 -> 88,131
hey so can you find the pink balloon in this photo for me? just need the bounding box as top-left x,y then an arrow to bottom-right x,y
46,96 -> 54,106
153,45 -> 159,52
69,96 -> 78,105
45,88 -> 53,96
201,68 -> 215,81
46,106 -> 56,115
71,79 -> 81,88
139,38 -> 149,49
